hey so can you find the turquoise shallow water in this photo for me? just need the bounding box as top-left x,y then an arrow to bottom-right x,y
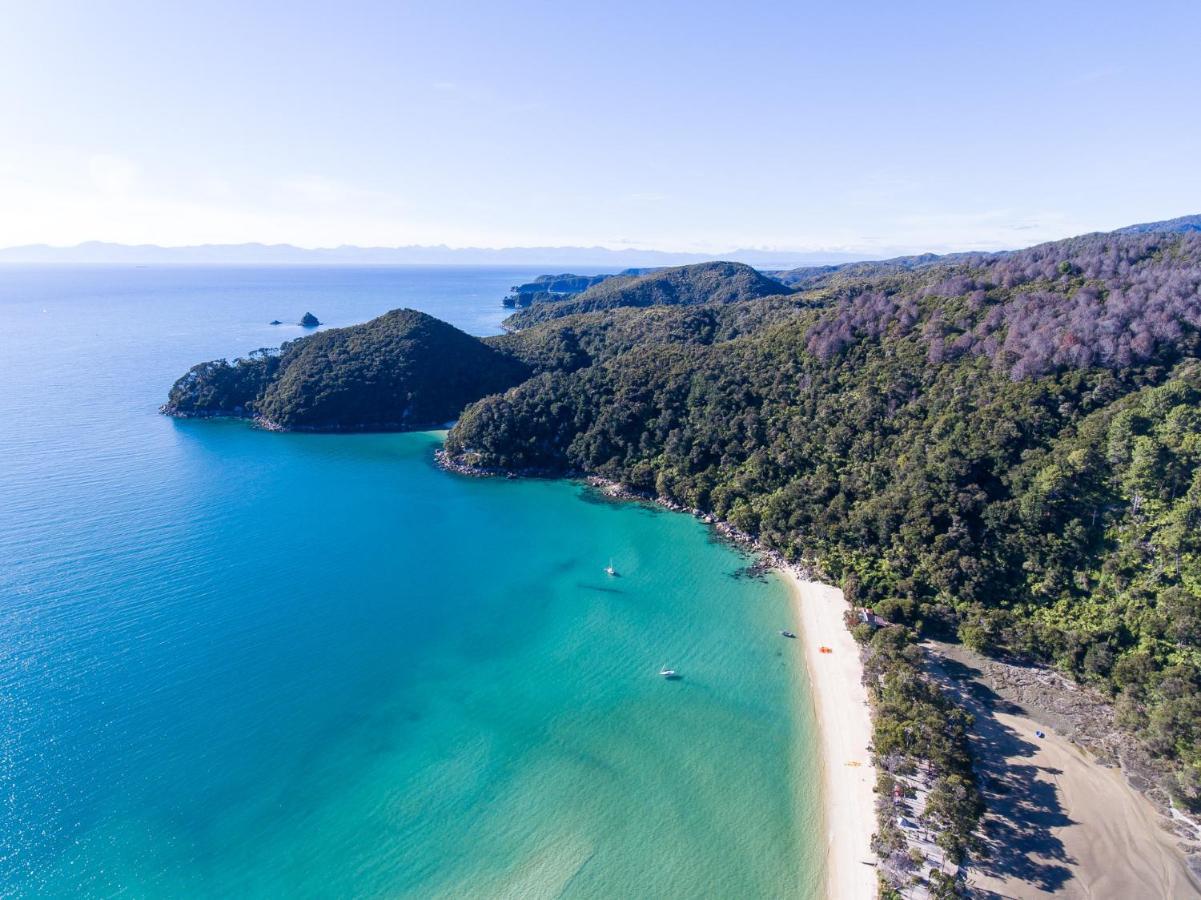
0,266 -> 821,897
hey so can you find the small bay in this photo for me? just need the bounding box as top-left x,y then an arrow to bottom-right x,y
0,265 -> 821,897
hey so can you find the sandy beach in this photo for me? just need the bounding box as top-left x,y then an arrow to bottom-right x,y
784,574 -> 877,900
928,643 -> 1201,899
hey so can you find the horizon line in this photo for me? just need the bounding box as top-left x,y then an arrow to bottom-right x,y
0,238 -> 915,254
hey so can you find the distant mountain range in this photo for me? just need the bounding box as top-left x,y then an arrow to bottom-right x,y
4,215 -> 1197,267
0,240 -> 868,268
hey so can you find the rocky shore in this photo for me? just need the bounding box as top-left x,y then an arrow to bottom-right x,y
158,404 -> 286,430
157,403 -> 251,421
435,450 -> 821,579
432,449 -> 572,480
585,476 -> 819,575
164,406 -> 458,434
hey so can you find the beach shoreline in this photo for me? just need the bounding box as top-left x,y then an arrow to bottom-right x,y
782,573 -> 877,900
452,471 -> 881,897
574,476 -> 880,899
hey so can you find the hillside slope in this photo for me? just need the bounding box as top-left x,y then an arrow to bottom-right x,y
1115,213 -> 1201,235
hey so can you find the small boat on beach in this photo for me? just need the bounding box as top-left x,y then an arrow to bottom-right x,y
780,630 -> 797,639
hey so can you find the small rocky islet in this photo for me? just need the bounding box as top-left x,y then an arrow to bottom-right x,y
267,313 -> 320,326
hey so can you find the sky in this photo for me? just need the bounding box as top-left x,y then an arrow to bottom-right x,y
1,0 -> 1199,255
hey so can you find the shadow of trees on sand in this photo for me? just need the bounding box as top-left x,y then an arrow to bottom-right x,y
933,655 -> 1076,896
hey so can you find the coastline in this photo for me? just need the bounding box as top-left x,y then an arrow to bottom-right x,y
570,474 -> 879,899
437,461 -> 880,897
161,405 -> 458,434
784,573 -> 878,900
461,455 -> 1200,897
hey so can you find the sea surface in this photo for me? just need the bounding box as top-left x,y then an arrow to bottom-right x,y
0,266 -> 821,897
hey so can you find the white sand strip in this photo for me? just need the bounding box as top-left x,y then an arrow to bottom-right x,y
785,574 -> 877,900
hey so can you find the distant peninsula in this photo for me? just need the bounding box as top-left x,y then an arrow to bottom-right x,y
502,270 -> 654,308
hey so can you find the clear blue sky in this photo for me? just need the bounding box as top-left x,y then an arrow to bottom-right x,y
2,0 -> 1198,253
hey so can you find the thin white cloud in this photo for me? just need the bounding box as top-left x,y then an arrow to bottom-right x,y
87,154 -> 139,195
277,174 -> 359,205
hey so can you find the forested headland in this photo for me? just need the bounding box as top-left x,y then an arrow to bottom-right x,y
501,260 -> 788,328
502,269 -> 654,308
161,308 -> 529,430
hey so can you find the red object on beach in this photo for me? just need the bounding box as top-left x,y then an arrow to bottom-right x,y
819,646 -> 833,654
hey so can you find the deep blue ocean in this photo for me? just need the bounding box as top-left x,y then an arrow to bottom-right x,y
0,266 -> 820,897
